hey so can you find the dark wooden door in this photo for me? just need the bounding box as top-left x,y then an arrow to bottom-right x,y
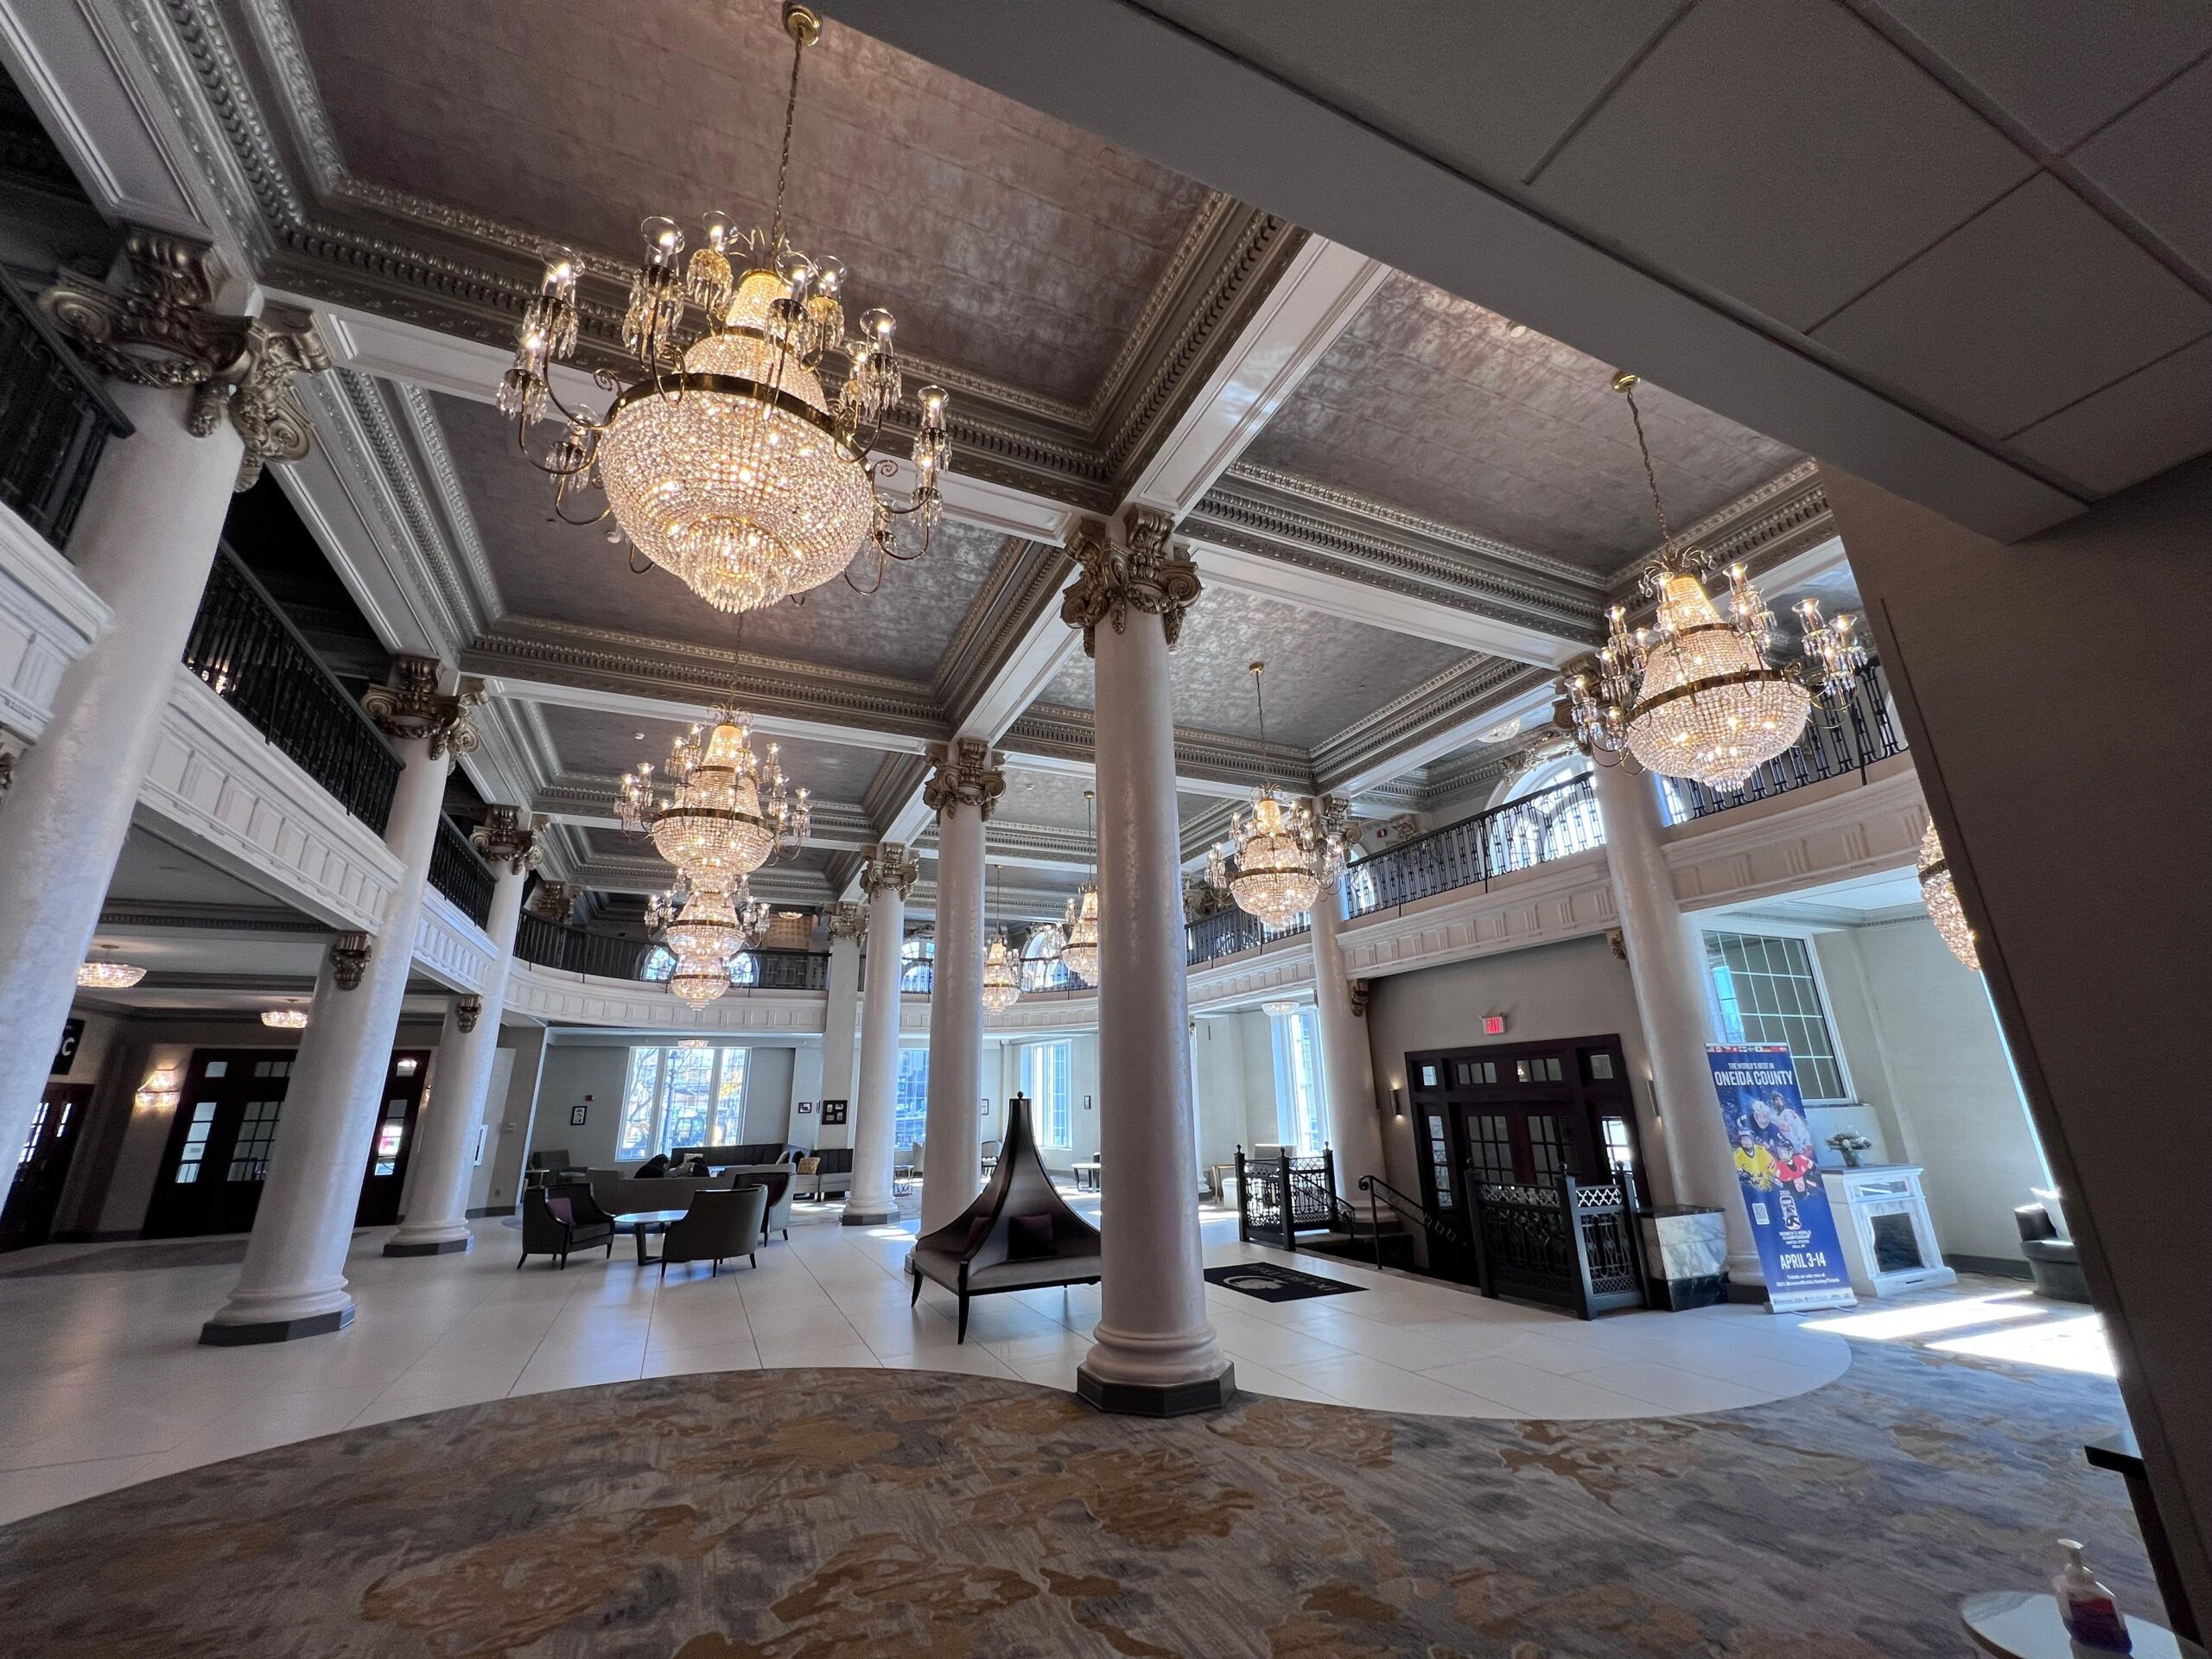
0,1083 -> 92,1251
1406,1036 -> 1645,1215
354,1052 -> 430,1225
144,1050 -> 297,1237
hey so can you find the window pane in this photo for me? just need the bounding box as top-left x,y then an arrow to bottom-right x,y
712,1049 -> 748,1145
619,1048 -> 661,1161
1702,931 -> 1847,1101
662,1046 -> 715,1153
1287,1012 -> 1324,1154
894,1049 -> 930,1147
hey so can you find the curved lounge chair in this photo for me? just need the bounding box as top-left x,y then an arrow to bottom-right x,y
659,1185 -> 769,1278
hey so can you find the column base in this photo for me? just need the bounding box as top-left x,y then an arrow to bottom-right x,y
842,1208 -> 895,1226
383,1236 -> 472,1257
200,1306 -> 355,1346
1077,1360 -> 1236,1417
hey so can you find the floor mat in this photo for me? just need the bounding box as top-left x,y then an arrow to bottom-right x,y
1204,1261 -> 1366,1302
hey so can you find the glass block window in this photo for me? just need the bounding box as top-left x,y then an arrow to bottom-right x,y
1704,930 -> 1849,1101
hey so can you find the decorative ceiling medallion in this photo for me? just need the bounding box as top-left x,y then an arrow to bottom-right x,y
493,3 -> 949,614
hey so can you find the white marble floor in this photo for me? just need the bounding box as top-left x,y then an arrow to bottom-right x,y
0,1199 -> 1857,1526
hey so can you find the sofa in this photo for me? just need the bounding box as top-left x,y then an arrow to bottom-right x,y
800,1147 -> 853,1199
671,1143 -> 804,1170
2015,1197 -> 2090,1303
584,1166 -> 731,1218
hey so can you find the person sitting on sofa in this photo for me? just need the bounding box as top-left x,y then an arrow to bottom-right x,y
635,1152 -> 671,1179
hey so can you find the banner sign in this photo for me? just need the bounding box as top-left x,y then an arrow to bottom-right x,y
1707,1045 -> 1857,1313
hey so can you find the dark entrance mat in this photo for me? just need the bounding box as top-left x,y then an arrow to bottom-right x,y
1205,1262 -> 1366,1303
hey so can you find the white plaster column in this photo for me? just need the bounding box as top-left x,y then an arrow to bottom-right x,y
386,809 -> 537,1255
1589,753 -> 1758,1281
0,232 -> 327,1172
1306,839 -> 1384,1196
202,661 -> 471,1341
814,903 -> 864,1150
844,843 -> 916,1226
919,739 -> 1001,1234
1065,511 -> 1232,1414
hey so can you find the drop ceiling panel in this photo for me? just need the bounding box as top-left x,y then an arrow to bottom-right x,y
435,392 -> 1004,679
1530,0 -> 2037,330
1241,272 -> 1800,570
2071,54 -> 2212,282
540,705 -> 880,801
1037,587 -> 1468,750
288,0 -> 1215,404
1135,0 -> 1680,184
1810,175 -> 2212,440
2007,333 -> 2212,496
1871,0 -> 2212,152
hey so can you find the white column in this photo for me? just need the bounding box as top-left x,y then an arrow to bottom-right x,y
386,811 -> 534,1255
1067,511 -> 1232,1414
1589,755 -> 1758,1281
201,662 -> 466,1342
919,739 -> 1000,1235
843,843 -> 915,1225
1307,870 -> 1384,1196
0,236 -> 326,1172
815,903 -> 865,1149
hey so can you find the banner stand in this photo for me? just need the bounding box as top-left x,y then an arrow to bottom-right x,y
1707,1045 -> 1857,1314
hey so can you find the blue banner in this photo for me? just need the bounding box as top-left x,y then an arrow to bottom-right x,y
1707,1045 -> 1857,1313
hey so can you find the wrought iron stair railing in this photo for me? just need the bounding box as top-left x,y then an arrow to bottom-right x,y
181,547 -> 404,833
0,265 -> 131,551
1234,1147 -> 1350,1250
1464,1166 -> 1650,1320
1357,1173 -> 1471,1275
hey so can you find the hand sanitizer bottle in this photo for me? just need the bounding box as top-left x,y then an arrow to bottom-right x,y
2054,1538 -> 2132,1651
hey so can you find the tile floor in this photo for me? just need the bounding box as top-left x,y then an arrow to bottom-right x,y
0,1197 -> 1866,1526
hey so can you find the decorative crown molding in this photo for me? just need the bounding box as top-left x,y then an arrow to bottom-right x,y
1605,461 -> 1834,599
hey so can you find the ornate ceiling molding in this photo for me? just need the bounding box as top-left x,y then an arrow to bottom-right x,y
1003,701 -> 1310,793
861,753 -> 931,832
1604,460 -> 1834,599
931,538 -> 1067,721
1185,465 -> 1607,645
1313,657 -> 1549,793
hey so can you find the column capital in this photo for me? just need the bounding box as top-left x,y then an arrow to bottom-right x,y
38,228 -> 332,491
330,931 -> 372,990
469,805 -> 542,874
860,842 -> 920,900
525,880 -> 584,923
454,994 -> 484,1033
1058,509 -> 1202,658
363,657 -> 484,763
827,900 -> 868,943
922,736 -> 1007,821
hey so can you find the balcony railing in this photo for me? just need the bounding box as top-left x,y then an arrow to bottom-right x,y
181,547 -> 403,832
0,267 -> 131,551
1344,773 -> 1604,920
1186,905 -> 1310,967
429,816 -> 496,929
743,950 -> 832,992
1662,658 -> 1905,823
514,914 -> 649,980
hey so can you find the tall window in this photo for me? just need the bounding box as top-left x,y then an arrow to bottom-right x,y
1022,1040 -> 1073,1148
894,1048 -> 930,1147
1270,1007 -> 1325,1153
619,1046 -> 751,1160
899,934 -> 934,993
1703,931 -> 1848,1101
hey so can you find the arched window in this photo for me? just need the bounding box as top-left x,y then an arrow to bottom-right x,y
1485,753 -> 1601,873
899,933 -> 934,994
640,944 -> 676,982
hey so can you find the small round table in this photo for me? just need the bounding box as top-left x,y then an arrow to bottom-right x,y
613,1208 -> 690,1267
1962,1591 -> 2207,1659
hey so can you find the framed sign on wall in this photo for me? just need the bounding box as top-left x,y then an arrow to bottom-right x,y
569,1103 -> 588,1126
821,1098 -> 849,1126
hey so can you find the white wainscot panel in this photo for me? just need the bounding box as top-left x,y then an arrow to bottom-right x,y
414,891 -> 495,995
1665,759 -> 1926,911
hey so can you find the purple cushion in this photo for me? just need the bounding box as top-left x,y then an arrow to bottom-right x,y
963,1215 -> 992,1255
545,1196 -> 574,1225
1007,1212 -> 1057,1262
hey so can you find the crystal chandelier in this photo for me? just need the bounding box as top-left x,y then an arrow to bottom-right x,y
1061,789 -> 1101,988
495,3 -> 949,614
1209,662 -> 1344,927
981,851 -> 1021,1014
619,711 -> 810,892
659,877 -> 771,1008
1916,823 -> 1980,971
1564,373 -> 1864,790
261,1007 -> 308,1030
76,960 -> 146,989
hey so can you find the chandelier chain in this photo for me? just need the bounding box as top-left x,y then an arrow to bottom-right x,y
1249,661 -> 1271,790
1616,373 -> 1675,553
768,14 -> 806,260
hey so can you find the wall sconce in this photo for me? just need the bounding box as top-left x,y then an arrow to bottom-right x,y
1390,1084 -> 1406,1120
135,1066 -> 181,1112
395,1056 -> 420,1077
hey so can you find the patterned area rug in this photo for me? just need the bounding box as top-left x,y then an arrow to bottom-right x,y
0,1340 -> 2152,1657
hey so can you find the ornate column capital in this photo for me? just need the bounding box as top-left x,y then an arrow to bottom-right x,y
921,736 -> 1007,821
860,842 -> 919,900
827,900 -> 868,944
468,805 -> 542,874
38,229 -> 332,491
363,656 -> 484,764
1058,507 -> 1202,658
330,931 -> 372,990
454,994 -> 484,1033
525,880 -> 584,923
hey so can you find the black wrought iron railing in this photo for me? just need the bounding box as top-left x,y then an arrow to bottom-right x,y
1358,1173 -> 1471,1277
181,547 -> 403,832
1186,906 -> 1310,968
1465,1166 -> 1649,1321
1235,1147 -> 1349,1250
0,266 -> 131,551
513,914 -> 648,980
1662,658 -> 1905,822
1343,773 -> 1603,921
429,815 -> 496,929
742,950 -> 832,992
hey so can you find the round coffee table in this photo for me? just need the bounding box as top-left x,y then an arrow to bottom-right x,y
1962,1591 -> 2205,1659
613,1208 -> 690,1266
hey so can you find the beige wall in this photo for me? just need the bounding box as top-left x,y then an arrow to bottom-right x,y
535,1037 -> 806,1170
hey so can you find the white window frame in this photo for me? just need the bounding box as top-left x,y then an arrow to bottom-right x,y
1269,1006 -> 1325,1154
1696,921 -> 1856,1104
619,1045 -> 753,1160
1022,1039 -> 1074,1149
893,1046 -> 930,1147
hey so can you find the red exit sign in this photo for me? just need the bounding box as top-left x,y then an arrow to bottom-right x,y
1482,1014 -> 1506,1036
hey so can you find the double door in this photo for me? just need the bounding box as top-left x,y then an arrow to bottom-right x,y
1,1084 -> 92,1251
1406,1035 -> 1643,1222
144,1048 -> 429,1238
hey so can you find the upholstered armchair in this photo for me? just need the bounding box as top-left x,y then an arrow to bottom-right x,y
518,1185 -> 615,1268
658,1185 -> 769,1278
